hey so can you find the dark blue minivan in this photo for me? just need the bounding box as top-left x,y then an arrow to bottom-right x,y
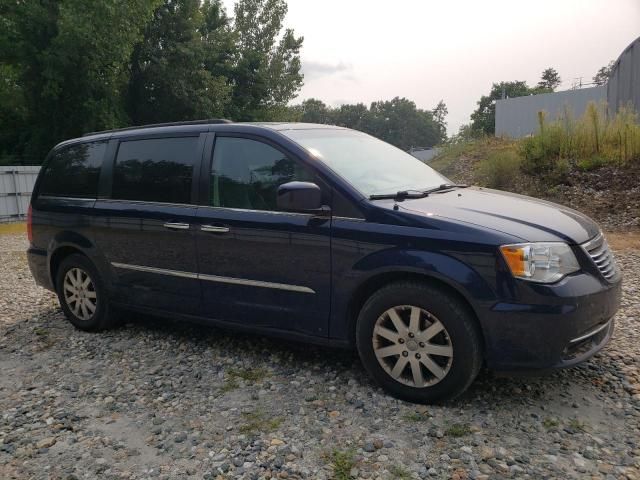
27,120 -> 622,403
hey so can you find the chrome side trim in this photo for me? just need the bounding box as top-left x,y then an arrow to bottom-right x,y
198,273 -> 314,293
111,262 -> 315,294
111,262 -> 198,279
569,320 -> 611,344
197,205 -> 314,217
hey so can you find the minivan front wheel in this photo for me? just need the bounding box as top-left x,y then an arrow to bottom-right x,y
55,254 -> 116,331
356,281 -> 482,403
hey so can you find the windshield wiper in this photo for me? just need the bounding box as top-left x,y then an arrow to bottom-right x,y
369,184 -> 469,201
369,190 -> 429,201
422,183 -> 469,194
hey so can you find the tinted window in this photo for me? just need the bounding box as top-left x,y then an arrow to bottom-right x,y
211,137 -> 314,211
39,142 -> 106,198
112,137 -> 198,204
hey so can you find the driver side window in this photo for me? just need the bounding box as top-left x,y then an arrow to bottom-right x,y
210,137 -> 315,211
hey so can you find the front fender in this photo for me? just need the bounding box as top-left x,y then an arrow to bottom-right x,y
353,248 -> 496,303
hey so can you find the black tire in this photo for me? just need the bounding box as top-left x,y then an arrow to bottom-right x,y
356,281 -> 482,404
55,253 -> 118,332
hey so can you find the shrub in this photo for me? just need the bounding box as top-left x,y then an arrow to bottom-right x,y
478,151 -> 522,189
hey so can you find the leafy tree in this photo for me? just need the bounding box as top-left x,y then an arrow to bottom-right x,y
1,0 -> 161,161
538,67 -> 561,91
299,98 -> 332,124
470,81 -> 533,135
432,100 -> 448,142
289,97 -> 443,150
333,103 -> 371,132
368,97 -> 440,150
593,60 -> 615,86
127,0 -> 233,125
228,0 -> 303,120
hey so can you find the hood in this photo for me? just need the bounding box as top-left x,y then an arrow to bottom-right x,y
390,187 -> 599,244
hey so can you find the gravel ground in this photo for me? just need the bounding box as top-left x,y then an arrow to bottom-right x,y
1,232 -> 639,480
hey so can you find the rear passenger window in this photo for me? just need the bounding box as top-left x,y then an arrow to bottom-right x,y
39,142 -> 106,198
112,137 -> 198,204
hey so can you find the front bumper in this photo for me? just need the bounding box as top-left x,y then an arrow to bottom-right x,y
480,272 -> 622,371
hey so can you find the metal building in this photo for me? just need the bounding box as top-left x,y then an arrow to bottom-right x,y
495,86 -> 607,138
607,35 -> 640,114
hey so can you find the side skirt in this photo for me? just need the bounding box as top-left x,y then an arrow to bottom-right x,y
111,301 -> 352,350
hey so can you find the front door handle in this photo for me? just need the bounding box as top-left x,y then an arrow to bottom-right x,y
201,224 -> 230,233
163,222 -> 190,230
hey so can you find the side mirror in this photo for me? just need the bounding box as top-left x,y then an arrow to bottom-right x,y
277,181 -> 324,213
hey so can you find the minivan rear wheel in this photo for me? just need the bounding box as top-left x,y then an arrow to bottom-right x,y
356,281 -> 482,403
55,254 -> 117,332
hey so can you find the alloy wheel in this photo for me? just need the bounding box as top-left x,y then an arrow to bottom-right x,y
372,305 -> 453,387
63,267 -> 97,321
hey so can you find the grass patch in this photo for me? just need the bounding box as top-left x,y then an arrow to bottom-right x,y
389,464 -> 412,479
542,417 -> 559,429
520,103 -> 640,174
477,150 -> 522,189
220,367 -> 270,393
220,377 -> 239,393
324,448 -> 357,480
0,222 -> 26,235
226,367 -> 270,382
238,410 -> 282,435
445,423 -> 471,437
403,412 -> 430,422
568,418 -> 587,431
33,327 -> 48,336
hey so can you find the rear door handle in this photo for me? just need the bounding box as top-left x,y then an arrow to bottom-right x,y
201,224 -> 230,233
163,222 -> 190,230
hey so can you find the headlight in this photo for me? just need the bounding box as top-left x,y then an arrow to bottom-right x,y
500,242 -> 580,283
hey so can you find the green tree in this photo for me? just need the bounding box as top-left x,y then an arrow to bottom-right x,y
228,0 -> 303,120
367,97 -> 440,150
333,103 -> 370,131
298,98 -> 332,123
0,0 -> 161,161
593,60 -> 615,86
432,100 -> 448,142
289,97 -> 443,150
470,81 -> 533,135
127,0 -> 233,125
538,67 -> 561,91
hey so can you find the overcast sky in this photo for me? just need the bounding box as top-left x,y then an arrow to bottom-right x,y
224,0 -> 640,134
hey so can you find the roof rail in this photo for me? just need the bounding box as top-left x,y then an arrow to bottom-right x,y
83,118 -> 233,137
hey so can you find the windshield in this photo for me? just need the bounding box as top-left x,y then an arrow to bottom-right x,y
282,128 -> 449,197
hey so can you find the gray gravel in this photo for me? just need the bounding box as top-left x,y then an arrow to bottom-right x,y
1,232 -> 639,480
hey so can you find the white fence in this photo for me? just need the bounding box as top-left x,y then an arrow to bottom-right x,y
0,166 -> 41,223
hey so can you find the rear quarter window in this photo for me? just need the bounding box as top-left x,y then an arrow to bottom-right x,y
38,141 -> 107,198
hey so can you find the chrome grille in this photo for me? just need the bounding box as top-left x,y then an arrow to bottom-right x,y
582,233 -> 618,281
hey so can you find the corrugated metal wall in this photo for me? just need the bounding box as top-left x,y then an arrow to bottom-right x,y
608,36 -> 640,114
495,86 -> 607,138
0,166 -> 40,222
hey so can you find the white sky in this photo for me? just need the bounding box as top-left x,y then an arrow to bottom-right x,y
224,0 -> 640,134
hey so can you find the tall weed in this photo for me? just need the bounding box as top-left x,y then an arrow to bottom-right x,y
520,102 -> 640,172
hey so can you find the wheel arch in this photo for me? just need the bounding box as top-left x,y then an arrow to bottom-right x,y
49,245 -> 88,285
346,271 -> 486,352
47,230 -> 102,287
